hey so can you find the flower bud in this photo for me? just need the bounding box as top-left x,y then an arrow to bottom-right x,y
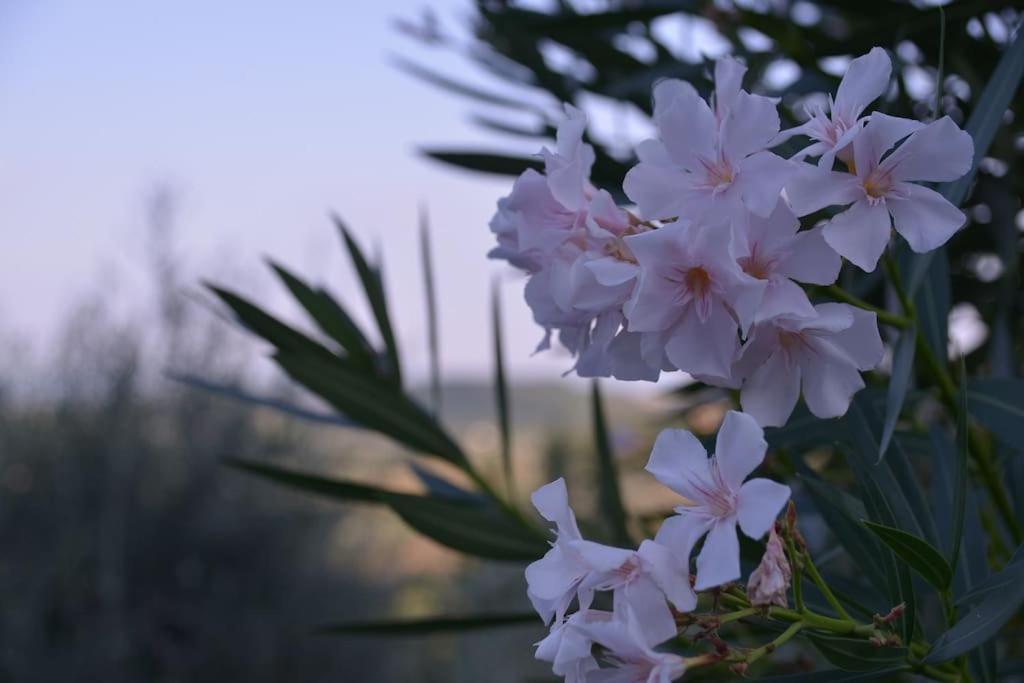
747,526 -> 791,608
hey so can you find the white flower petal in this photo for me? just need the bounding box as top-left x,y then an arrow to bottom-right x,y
881,116 -> 974,183
826,305 -> 884,371
735,151 -> 794,217
645,429 -> 710,499
785,164 -> 862,217
888,182 -> 967,253
722,91 -> 781,161
664,303 -> 739,381
822,199 -> 892,272
652,78 -> 717,170
755,278 -> 817,323
531,478 -> 582,539
715,410 -> 768,489
737,478 -> 792,539
833,47 -> 892,122
740,350 -> 801,428
780,225 -> 843,285
853,112 -> 925,178
694,518 -> 741,591
639,539 -> 697,614
799,339 -> 866,418
622,161 -> 690,221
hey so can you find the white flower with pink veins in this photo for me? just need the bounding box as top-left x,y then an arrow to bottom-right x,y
732,303 -> 884,427
624,221 -> 765,383
623,58 -> 794,228
786,112 -> 974,271
579,607 -> 688,683
647,412 -> 791,591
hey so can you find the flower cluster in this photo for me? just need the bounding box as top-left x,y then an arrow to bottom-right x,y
489,48 -> 973,427
528,412 -> 790,682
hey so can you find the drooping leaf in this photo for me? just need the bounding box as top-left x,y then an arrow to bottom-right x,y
420,150 -> 542,177
862,521 -> 952,591
591,381 -> 631,547
806,632 -> 908,672
168,371 -> 358,428
408,462 -> 488,506
334,217 -> 403,386
266,260 -> 379,374
419,207 -> 442,415
491,279 -> 514,499
274,350 -> 466,466
956,544 -> 1024,607
965,378 -> 1024,449
878,326 -> 916,462
227,457 -> 396,505
316,612 -> 539,636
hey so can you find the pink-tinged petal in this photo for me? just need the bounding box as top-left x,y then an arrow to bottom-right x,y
545,155 -> 589,212
636,138 -> 674,166
881,116 -> 974,183
714,56 -> 747,120
572,540 -> 635,573
785,164 -> 862,216
826,305 -> 884,371
741,199 -> 799,254
731,322 -> 779,382
817,122 -> 862,170
888,183 -> 967,253
833,47 -> 892,122
799,339 -> 866,418
800,302 -> 854,333
584,257 -> 639,287
822,199 -> 892,272
741,349 -> 801,428
509,169 -> 577,253
623,161 -> 690,221
694,519 -> 741,591
852,113 -> 924,177
664,303 -> 739,380
722,91 -> 781,161
737,478 -> 792,539
625,270 -> 684,332
652,78 -> 717,170
639,540 -> 698,614
780,225 -> 842,285
645,428 -> 710,499
756,278 -> 817,323
735,151 -> 794,217
531,478 -> 582,539
608,330 -> 661,382
723,273 -> 769,335
654,512 -> 713,565
715,410 -> 769,488
621,574 -> 678,645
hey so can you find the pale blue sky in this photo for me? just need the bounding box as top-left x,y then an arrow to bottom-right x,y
0,0 -> 627,385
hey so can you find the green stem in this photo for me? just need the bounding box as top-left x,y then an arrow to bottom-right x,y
744,621 -> 804,665
821,284 -> 913,329
802,549 -> 851,620
784,535 -> 806,612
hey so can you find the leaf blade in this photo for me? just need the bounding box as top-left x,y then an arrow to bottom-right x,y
863,521 -> 952,591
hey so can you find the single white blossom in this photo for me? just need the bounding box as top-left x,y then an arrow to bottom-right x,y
747,525 -> 791,608
536,609 -> 605,683
733,303 -> 884,427
647,412 -> 791,591
782,47 -> 892,169
786,112 -> 974,271
581,606 -> 687,683
623,65 -> 794,227
624,221 -> 766,382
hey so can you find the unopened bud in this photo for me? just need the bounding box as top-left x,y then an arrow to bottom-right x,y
747,526 -> 791,608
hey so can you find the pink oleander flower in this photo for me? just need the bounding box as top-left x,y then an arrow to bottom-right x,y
733,303 -> 884,427
734,199 -> 841,323
581,606 -> 687,683
782,47 -> 892,169
623,58 -> 794,227
747,526 -> 791,608
624,221 -> 766,382
526,479 -> 695,645
647,412 -> 791,591
786,112 -> 974,271
535,610 -> 605,683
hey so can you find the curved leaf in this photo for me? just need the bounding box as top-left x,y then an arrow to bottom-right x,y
878,327 -> 916,462
316,612 -> 539,636
862,521 -> 952,591
806,633 -> 908,672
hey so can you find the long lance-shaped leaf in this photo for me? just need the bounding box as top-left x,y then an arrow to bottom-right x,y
756,669 -> 910,682
419,207 -> 442,416
420,150 -> 542,177
909,23 -> 1024,296
878,326 -> 916,462
274,350 -> 466,467
167,371 -> 358,428
949,356 -> 969,573
491,279 -> 513,499
333,216 -> 403,386
591,381 -> 631,547
965,377 -> 1024,449
316,612 -> 539,636
806,632 -> 908,672
228,458 -> 545,562
266,260 -> 378,374
863,521 -> 952,591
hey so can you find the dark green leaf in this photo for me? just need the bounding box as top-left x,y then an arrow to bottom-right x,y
878,326 -> 916,462
862,521 -> 952,590
955,544 -> 1024,607
266,260 -> 378,373
408,463 -> 487,505
227,457 -> 398,505
491,279 -> 513,498
392,56 -> 540,112
420,150 -> 542,177
591,381 -> 631,547
419,208 -> 442,416
912,247 -> 950,361
274,350 -> 466,466
334,217 -> 403,387
168,371 -> 357,428
755,668 -> 909,682
950,358 -> 969,572
806,632 -> 908,672
316,612 -> 539,636
966,378 -> 1024,449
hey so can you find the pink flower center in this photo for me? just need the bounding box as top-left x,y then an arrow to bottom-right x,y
738,243 -> 777,280
697,155 -> 735,194
862,168 -> 893,203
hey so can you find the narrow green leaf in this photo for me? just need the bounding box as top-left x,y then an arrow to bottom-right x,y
806,632 -> 908,672
950,357 -> 969,573
932,5 -> 946,120
591,381 -> 631,547
168,371 -> 358,428
955,544 -> 1024,607
333,216 -> 403,386
316,612 -> 539,636
491,279 -> 513,499
226,457 -> 397,505
419,207 -> 442,416
755,668 -> 909,682
420,150 -> 542,177
912,247 -> 950,360
391,56 -> 539,112
266,260 -> 378,374
863,521 -> 952,591
274,350 -> 466,466
408,463 -> 486,505
965,378 -> 1024,448
878,326 -> 915,462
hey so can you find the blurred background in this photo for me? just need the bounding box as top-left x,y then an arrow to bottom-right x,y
1,0 -> 1020,681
